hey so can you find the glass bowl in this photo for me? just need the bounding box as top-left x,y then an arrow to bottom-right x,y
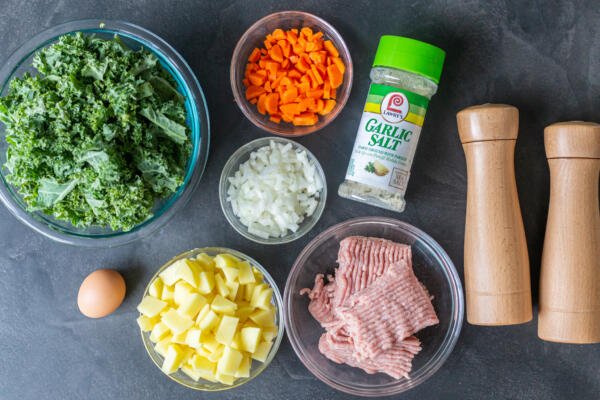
140,247 -> 285,391
230,11 -> 353,137
284,217 -> 464,397
0,20 -> 210,247
219,136 -> 327,245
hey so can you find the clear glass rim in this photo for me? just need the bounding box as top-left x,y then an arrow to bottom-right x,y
229,11 -> 353,137
0,19 -> 210,248
218,136 -> 327,245
283,216 -> 465,397
139,247 -> 285,391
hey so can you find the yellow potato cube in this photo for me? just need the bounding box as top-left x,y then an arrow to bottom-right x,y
195,304 -> 211,324
211,295 -> 238,315
240,326 -> 262,353
199,370 -> 218,383
195,347 -> 212,359
173,281 -> 196,306
221,266 -> 239,284
178,293 -> 207,319
197,271 -> 215,295
251,341 -> 273,363
215,274 -> 229,298
214,253 -> 240,269
243,283 -> 256,302
230,332 -> 242,350
190,354 -> 216,375
137,315 -> 159,332
170,330 -> 188,344
252,267 -> 264,283
196,253 -> 215,270
161,309 -> 193,335
215,371 -> 236,385
148,277 -> 164,298
215,315 -> 239,346
137,296 -> 167,317
181,364 -> 201,381
235,303 -> 255,323
154,335 -> 172,357
202,335 -> 220,353
237,261 -> 256,285
207,345 -> 224,363
217,346 -> 243,376
226,281 -> 240,301
253,288 -> 273,311
168,259 -> 200,288
162,344 -> 186,374
198,309 -> 220,331
185,328 -> 203,349
250,283 -> 268,307
235,355 -> 251,378
158,262 -> 181,286
262,326 -> 278,342
149,322 -> 170,342
161,285 -> 174,302
249,308 -> 275,328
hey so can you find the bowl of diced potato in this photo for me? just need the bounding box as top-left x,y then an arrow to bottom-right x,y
136,247 -> 284,390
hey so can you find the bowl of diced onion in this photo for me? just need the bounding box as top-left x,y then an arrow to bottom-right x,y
219,137 -> 327,244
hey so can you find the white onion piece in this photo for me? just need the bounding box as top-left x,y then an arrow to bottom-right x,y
227,141 -> 323,239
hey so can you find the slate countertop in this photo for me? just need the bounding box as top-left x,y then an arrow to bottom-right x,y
0,1 -> 599,399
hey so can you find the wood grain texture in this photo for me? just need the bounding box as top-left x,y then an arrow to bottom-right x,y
457,104 -> 532,325
538,122 -> 600,343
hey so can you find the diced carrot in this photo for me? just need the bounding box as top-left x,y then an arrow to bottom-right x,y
242,78 -> 250,87
332,57 -> 346,74
281,59 -> 290,69
280,77 -> 292,87
295,57 -> 310,73
281,113 -> 294,123
307,89 -> 324,99
292,43 -> 304,55
324,40 -> 339,57
280,103 -> 301,116
293,112 -> 318,126
265,61 -> 279,76
265,93 -> 279,114
257,93 -> 267,114
312,31 -> 323,40
269,114 -> 282,123
305,41 -> 316,52
269,44 -> 284,63
248,48 -> 261,63
272,28 -> 286,40
331,87 -> 337,99
323,81 -> 331,99
327,64 -> 343,89
300,27 -> 313,40
281,87 -> 298,103
264,81 -> 272,92
319,99 -> 336,115
317,99 -> 325,113
250,98 -> 258,104
264,39 -> 272,50
245,85 -> 266,100
286,30 -> 298,44
310,64 -> 324,85
260,48 -> 268,55
248,72 -> 265,86
288,69 -> 301,79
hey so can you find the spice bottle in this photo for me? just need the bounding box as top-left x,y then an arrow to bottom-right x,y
338,36 -> 445,212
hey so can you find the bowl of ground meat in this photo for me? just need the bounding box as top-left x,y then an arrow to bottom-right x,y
283,216 -> 464,396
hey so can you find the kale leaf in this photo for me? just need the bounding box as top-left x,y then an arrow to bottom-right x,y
0,32 -> 191,231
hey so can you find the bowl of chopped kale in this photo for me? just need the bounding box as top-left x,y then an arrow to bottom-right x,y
0,20 -> 209,247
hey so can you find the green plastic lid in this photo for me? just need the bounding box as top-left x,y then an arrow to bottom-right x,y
373,35 -> 446,84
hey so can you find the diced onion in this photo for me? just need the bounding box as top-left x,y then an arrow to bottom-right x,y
227,141 -> 323,239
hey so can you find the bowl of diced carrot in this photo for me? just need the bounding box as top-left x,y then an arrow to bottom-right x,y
230,11 -> 353,137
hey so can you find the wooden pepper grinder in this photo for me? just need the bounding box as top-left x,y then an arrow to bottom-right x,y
538,122 -> 600,343
457,104 -> 532,325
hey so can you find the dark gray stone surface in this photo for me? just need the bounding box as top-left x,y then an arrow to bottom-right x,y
0,0 -> 599,399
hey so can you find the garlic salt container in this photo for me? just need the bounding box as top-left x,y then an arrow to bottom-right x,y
338,36 -> 445,212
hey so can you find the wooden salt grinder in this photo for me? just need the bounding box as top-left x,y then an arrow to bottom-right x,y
538,122 -> 600,343
457,104 -> 532,325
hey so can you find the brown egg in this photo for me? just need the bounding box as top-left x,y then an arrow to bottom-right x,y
77,269 -> 126,318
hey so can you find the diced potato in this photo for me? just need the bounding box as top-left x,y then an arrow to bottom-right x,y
195,304 -> 211,324
161,285 -> 174,302
253,288 -> 273,310
199,370 -> 218,383
158,262 -> 181,286
185,329 -> 203,349
202,335 -> 220,353
215,315 -> 239,346
226,281 -> 240,301
178,293 -> 207,319
230,332 -> 242,350
207,345 -> 224,363
195,346 -> 212,359
198,309 -> 220,331
196,253 -> 215,270
148,277 -> 164,298
243,283 -> 256,302
214,253 -> 240,269
211,295 -> 238,315
237,261 -> 256,285
235,355 -> 251,378
221,266 -> 239,284
190,354 -> 216,375
251,341 -> 273,363
215,274 -> 229,298
171,330 -> 188,345
249,308 -> 275,328
217,346 -> 243,376
137,296 -> 167,317
181,364 -> 201,381
235,303 -> 255,323
197,271 -> 215,295
166,259 -> 200,288
150,322 -> 170,342
240,326 -> 262,353
137,315 -> 159,332
215,371 -> 236,385
155,335 -> 172,357
262,326 -> 278,342
252,267 -> 264,283
174,281 -> 196,306
162,309 -> 194,335
162,344 -> 186,374
250,283 -> 268,307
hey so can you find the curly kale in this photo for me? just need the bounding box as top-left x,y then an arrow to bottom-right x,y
0,33 -> 191,231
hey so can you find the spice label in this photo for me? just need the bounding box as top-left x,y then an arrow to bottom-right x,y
344,83 -> 429,194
